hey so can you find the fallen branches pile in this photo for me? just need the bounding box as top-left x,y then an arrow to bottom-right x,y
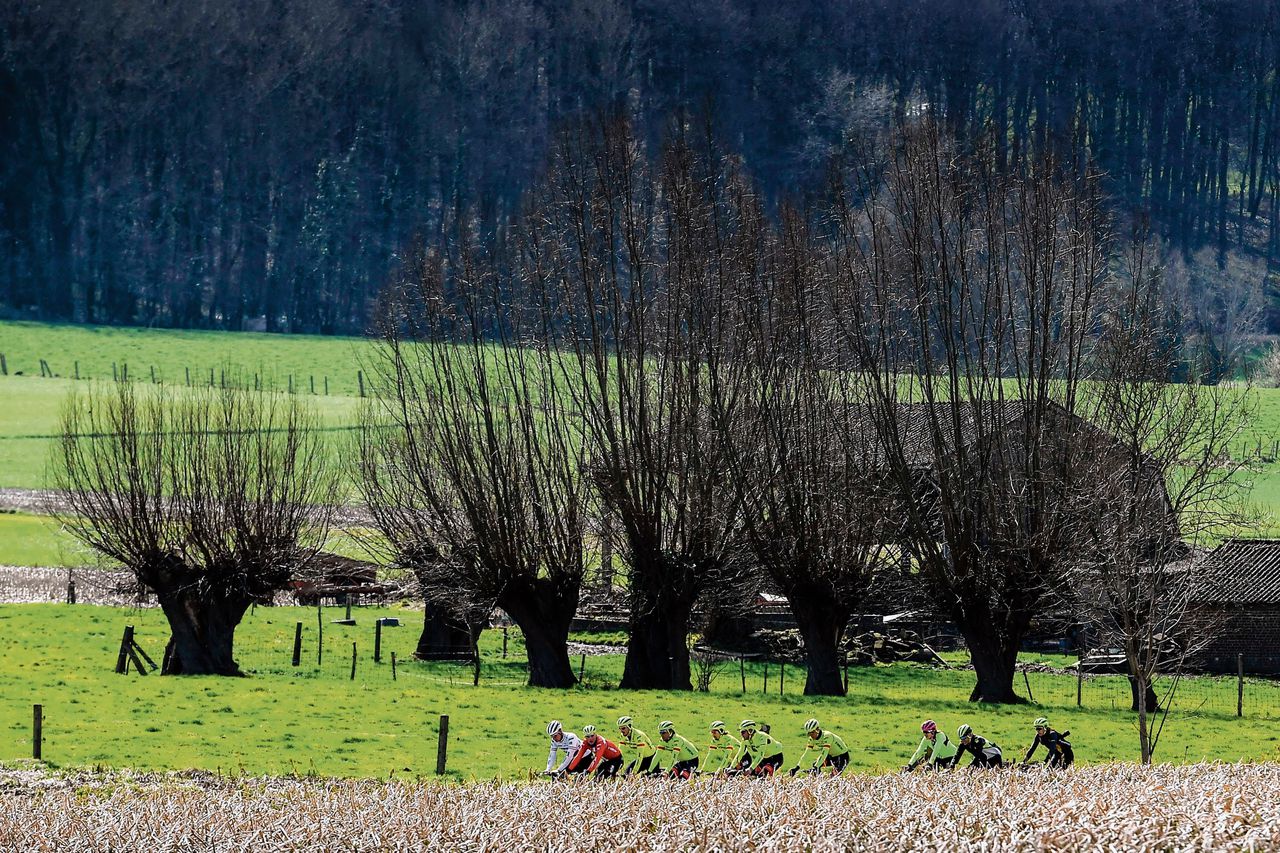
2,762 -> 1277,851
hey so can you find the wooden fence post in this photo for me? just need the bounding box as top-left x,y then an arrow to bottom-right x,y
502,626 -> 508,659
780,662 -> 785,696
115,626 -> 134,674
317,604 -> 323,666
350,642 -> 357,680
358,370 -> 365,397
579,653 -> 586,683
762,661 -> 768,695
436,715 -> 449,775
1076,661 -> 1083,707
292,622 -> 303,667
1238,653 -> 1245,717
391,652 -> 397,681
33,704 -> 42,760
66,580 -> 76,604
740,656 -> 747,693
324,376 -> 329,395
1022,669 -> 1035,703
74,360 -> 80,380
185,366 -> 190,386
0,353 -> 6,374
843,656 -> 849,695
375,620 -> 383,663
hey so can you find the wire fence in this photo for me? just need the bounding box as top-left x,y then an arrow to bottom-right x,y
101,607 -> 1280,723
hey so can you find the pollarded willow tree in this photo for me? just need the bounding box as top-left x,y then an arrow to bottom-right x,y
522,114 -> 752,690
829,119 -> 1111,703
55,380 -> 337,675
717,206 -> 899,696
358,238 -> 589,689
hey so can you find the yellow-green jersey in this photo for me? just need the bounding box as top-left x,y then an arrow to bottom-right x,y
802,729 -> 849,768
654,732 -> 699,768
734,731 -> 783,770
618,727 -> 656,760
702,733 -> 743,773
907,733 -> 958,770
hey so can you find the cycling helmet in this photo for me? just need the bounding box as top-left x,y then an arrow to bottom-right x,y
582,724 -> 596,737
617,716 -> 632,729
957,724 -> 972,740
739,719 -> 757,733
1034,717 -> 1049,728
710,720 -> 727,734
658,720 -> 675,734
546,720 -> 563,736
921,720 -> 937,734
803,718 -> 821,734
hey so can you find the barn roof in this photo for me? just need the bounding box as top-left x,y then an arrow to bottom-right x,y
864,399 -> 1109,468
1198,539 -> 1280,605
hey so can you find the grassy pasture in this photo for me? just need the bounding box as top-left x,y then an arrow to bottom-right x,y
0,320 -> 374,395
2,603 -> 1280,779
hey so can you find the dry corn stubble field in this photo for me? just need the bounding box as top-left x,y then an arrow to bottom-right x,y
0,762 -> 1276,852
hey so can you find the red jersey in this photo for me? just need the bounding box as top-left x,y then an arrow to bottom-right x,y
569,734 -> 623,772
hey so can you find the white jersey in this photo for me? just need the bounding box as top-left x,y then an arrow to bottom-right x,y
546,731 -> 582,772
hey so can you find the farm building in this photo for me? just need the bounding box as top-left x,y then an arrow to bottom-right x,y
1186,538 -> 1280,674
289,552 -> 392,606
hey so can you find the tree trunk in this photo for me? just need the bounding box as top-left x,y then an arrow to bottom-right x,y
960,617 -> 1025,704
1127,675 -> 1160,714
788,593 -> 849,696
414,601 -> 480,661
621,580 -> 693,690
499,581 -> 578,688
1135,672 -> 1153,764
155,588 -> 252,676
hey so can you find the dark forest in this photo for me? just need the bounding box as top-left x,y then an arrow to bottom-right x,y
4,0 -> 1280,336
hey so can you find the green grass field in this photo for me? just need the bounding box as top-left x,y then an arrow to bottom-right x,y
0,513 -> 86,566
0,321 -> 1277,778
2,603 -> 1279,780
0,320 -> 374,395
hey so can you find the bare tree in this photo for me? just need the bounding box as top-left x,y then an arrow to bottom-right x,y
1163,245 -> 1266,385
828,120 -> 1110,703
718,207 -> 898,695
1077,235 -> 1256,762
522,114 -> 750,689
359,240 -> 588,689
54,380 -> 337,674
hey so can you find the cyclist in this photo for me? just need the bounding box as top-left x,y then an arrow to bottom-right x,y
733,719 -> 785,777
569,724 -> 625,778
1023,717 -> 1074,768
654,720 -> 700,779
702,720 -> 743,775
616,716 -> 658,775
955,724 -> 1003,768
791,718 -> 851,776
903,720 -> 959,771
544,720 -> 584,776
